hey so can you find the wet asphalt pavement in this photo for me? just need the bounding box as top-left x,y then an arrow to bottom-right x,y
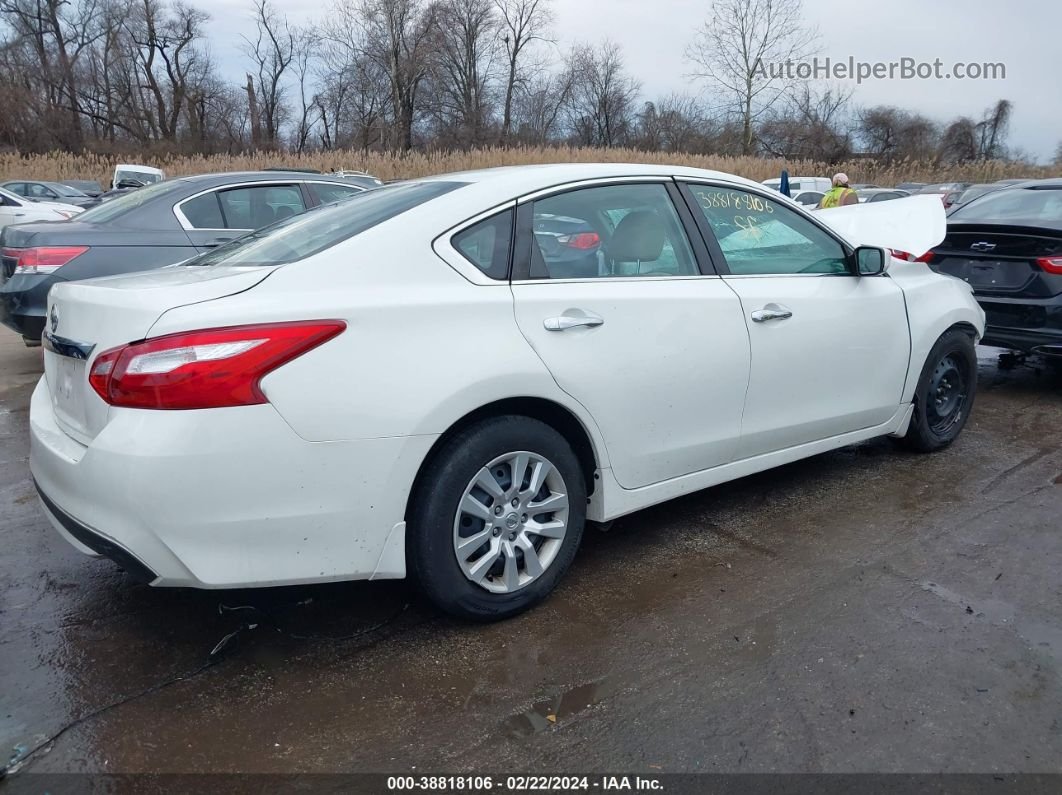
1,331 -> 1060,777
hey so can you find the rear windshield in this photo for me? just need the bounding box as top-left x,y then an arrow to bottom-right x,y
949,187 -> 1062,229
48,182 -> 87,197
188,181 -> 464,267
76,180 -> 188,223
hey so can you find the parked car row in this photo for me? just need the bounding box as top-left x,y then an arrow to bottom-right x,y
0,170 -> 380,343
763,176 -> 1043,211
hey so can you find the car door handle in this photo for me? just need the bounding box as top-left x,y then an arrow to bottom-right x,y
544,313 -> 605,331
751,304 -> 793,323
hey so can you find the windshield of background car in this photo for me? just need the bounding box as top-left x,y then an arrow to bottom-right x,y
75,180 -> 187,223
949,187 -> 1062,229
117,169 -> 162,184
187,181 -> 465,267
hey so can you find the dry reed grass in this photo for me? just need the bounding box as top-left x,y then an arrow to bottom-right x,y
1,147 -> 1057,187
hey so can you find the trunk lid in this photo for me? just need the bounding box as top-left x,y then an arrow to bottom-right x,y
1,220 -> 192,250
929,224 -> 1062,297
44,265 -> 274,444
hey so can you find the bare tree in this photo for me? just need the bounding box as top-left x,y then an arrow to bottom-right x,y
290,27 -> 317,152
939,117 -> 978,164
429,0 -> 499,146
242,0 -> 296,148
509,69 -> 570,144
494,0 -> 551,141
685,0 -> 817,155
358,0 -> 437,150
1054,141 -> 1062,167
124,0 -> 212,142
636,94 -> 713,153
975,99 -> 1011,160
857,105 -> 938,163
564,40 -> 640,147
757,82 -> 852,162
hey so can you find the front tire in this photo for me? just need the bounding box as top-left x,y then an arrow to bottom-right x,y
900,328 -> 977,452
407,416 -> 587,621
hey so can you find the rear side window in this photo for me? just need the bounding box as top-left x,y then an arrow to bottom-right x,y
452,210 -> 513,280
180,192 -> 225,228
526,183 -> 698,279
188,181 -> 466,267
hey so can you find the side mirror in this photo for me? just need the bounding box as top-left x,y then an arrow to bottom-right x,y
854,246 -> 888,276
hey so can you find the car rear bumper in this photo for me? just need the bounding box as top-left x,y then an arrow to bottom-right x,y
0,273 -> 53,340
977,295 -> 1062,355
29,377 -> 437,588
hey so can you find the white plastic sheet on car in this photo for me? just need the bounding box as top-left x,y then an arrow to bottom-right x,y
814,194 -> 947,258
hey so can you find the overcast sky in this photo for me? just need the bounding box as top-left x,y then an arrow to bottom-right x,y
207,0 -> 1059,162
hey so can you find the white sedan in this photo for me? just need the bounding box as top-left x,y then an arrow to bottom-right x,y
30,164 -> 984,620
0,186 -> 83,228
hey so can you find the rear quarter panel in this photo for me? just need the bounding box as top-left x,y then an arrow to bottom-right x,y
145,228 -> 613,469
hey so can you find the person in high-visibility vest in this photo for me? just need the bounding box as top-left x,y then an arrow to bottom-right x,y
818,173 -> 859,208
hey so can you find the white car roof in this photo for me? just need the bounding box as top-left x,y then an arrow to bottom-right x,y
414,162 -> 772,205
115,164 -> 164,174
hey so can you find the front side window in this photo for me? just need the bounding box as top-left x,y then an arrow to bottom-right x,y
527,183 -> 698,279
686,184 -> 848,275
452,209 -> 513,280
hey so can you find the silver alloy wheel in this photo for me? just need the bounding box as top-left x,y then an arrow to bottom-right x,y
452,450 -> 570,594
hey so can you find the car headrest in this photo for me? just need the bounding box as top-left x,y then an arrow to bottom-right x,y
609,210 -> 665,262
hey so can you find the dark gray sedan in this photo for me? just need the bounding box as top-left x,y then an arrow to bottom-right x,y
0,171 -> 377,343
1,180 -> 96,207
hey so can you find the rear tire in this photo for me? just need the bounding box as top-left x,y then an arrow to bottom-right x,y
900,328 -> 977,453
407,416 -> 586,621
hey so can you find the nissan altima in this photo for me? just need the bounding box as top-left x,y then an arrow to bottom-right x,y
30,165 -> 985,620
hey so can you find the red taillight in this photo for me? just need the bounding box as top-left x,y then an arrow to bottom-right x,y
88,321 -> 346,410
558,232 -> 600,250
1036,257 -> 1062,275
8,246 -> 89,274
889,249 -> 934,263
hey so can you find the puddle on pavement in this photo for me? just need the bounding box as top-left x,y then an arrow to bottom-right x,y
502,678 -> 618,737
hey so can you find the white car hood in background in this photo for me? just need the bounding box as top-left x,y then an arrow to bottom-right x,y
815,194 -> 946,257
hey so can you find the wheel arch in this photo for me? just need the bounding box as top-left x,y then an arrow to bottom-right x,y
404,396 -> 601,523
901,310 -> 984,405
